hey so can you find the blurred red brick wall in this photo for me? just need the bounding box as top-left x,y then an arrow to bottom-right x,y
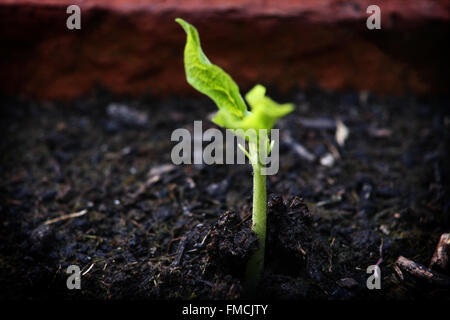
0,0 -> 449,99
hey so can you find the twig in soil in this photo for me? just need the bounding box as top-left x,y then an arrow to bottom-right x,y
198,232 -> 210,248
430,233 -> 450,271
82,263 -> 95,276
237,214 -> 252,227
298,117 -> 336,130
393,264 -> 404,280
373,239 -> 384,279
81,234 -> 101,240
167,237 -> 183,253
43,209 -> 87,225
395,256 -> 450,287
283,134 -> 316,162
368,126 -> 392,138
173,237 -> 188,266
201,256 -> 210,275
148,253 -> 177,262
296,242 -> 307,256
51,264 -> 62,284
129,176 -> 161,199
316,192 -> 343,207
197,279 -> 213,287
376,238 -> 384,267
328,237 -> 335,272
129,164 -> 175,199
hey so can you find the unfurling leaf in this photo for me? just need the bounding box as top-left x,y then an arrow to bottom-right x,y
175,18 -> 247,118
176,18 -> 293,134
241,85 -> 294,131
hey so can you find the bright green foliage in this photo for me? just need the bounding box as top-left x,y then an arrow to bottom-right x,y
176,18 -> 294,292
241,84 -> 294,131
213,84 -> 293,133
175,18 -> 247,118
175,18 -> 293,133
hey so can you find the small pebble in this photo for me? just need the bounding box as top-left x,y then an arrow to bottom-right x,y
320,153 -> 335,167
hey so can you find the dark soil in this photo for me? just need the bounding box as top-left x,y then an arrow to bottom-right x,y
0,89 -> 449,300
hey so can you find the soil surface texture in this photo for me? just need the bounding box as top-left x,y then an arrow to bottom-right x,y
0,89 -> 449,300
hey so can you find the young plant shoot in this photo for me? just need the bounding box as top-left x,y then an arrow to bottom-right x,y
175,18 -> 294,289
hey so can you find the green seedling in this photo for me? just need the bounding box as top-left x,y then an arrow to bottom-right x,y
175,18 -> 294,290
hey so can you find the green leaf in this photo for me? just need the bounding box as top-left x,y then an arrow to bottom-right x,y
212,85 -> 293,130
211,109 -> 240,129
175,18 -> 247,118
241,84 -> 294,131
175,19 -> 293,135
